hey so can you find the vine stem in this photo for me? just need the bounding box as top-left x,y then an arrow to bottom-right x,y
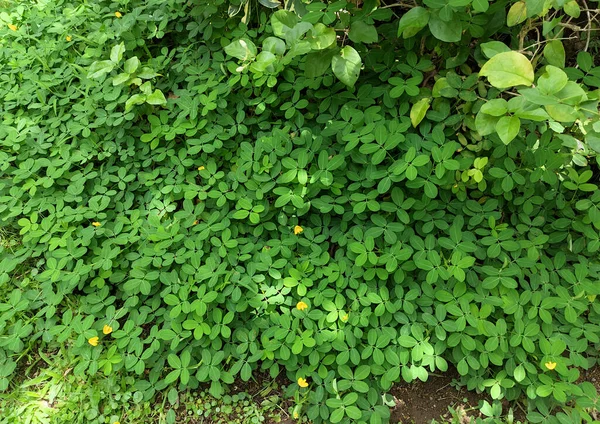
380,2 -> 415,8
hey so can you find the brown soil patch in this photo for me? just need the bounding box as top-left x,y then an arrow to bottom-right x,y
389,368 -> 490,424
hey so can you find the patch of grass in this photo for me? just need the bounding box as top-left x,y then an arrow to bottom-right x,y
0,349 -> 287,424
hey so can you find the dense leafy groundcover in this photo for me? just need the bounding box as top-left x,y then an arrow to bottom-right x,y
2,0 -> 600,422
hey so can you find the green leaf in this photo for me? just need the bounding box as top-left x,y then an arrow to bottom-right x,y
263,37 -> 286,55
472,0 -> 489,12
258,0 -> 281,8
480,41 -> 511,59
306,48 -> 338,78
348,21 -> 378,44
398,7 -> 430,38
428,13 -> 462,43
110,42 -> 126,63
495,115 -> 521,144
308,23 -> 336,50
479,51 -> 534,89
88,60 -> 115,79
146,89 -> 167,106
480,99 -> 508,116
537,66 -> 568,95
124,56 -> 140,74
507,1 -> 528,26
271,10 -> 298,38
543,40 -> 565,68
410,98 -> 431,127
224,39 -> 258,61
331,46 -> 361,87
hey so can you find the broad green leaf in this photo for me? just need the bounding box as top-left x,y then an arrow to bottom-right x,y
305,48 -> 338,78
410,98 -> 431,127
258,0 -> 281,8
507,1 -> 527,26
545,104 -> 578,122
543,40 -> 565,68
250,51 -> 277,73
495,115 -> 520,144
263,37 -> 286,55
271,10 -> 298,38
428,13 -> 462,43
331,46 -> 361,87
146,89 -> 167,106
224,39 -> 257,61
348,21 -> 378,44
479,51 -> 534,88
472,0 -> 489,12
397,7 -> 430,38
110,42 -> 125,63
480,41 -> 511,59
563,0 -> 580,18
537,66 -> 568,95
308,23 -> 336,49
88,60 -> 115,79
480,99 -> 508,116
124,56 -> 140,74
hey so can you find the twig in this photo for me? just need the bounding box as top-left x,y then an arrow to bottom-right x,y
581,0 -> 592,52
381,2 -> 415,8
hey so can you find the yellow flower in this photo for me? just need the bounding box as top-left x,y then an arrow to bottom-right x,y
92,222 -> 101,227
297,377 -> 308,388
115,11 -> 122,18
293,411 -> 299,419
66,35 -> 72,41
294,225 -> 303,235
545,361 -> 557,370
193,220 -> 199,225
88,336 -> 99,346
341,313 -> 349,322
8,24 -> 17,31
198,166 -> 205,171
113,421 -> 120,424
103,324 -> 113,335
296,301 -> 308,311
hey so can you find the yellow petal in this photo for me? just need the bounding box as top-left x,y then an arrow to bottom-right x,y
296,301 -> 308,311
115,11 -> 122,18
92,222 -> 101,227
294,225 -> 303,235
545,361 -> 557,370
88,336 -> 99,346
8,24 -> 18,31
103,324 -> 113,335
66,36 -> 72,41
198,166 -> 205,171
297,377 -> 308,388
341,314 -> 349,321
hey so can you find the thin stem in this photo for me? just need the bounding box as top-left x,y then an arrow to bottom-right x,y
380,2 -> 415,9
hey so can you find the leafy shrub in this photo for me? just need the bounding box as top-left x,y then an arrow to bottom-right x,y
1,0 -> 600,423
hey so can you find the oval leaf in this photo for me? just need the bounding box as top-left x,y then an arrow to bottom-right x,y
479,51 -> 534,89
331,46 -> 362,87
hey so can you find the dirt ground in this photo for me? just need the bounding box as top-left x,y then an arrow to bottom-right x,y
389,368 -> 491,424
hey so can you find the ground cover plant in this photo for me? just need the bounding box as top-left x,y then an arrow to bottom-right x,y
1,0 -> 600,422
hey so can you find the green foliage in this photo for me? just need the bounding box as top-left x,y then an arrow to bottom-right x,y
0,349 -> 283,424
1,0 -> 600,423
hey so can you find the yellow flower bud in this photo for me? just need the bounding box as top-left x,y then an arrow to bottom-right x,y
88,336 -> 99,346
